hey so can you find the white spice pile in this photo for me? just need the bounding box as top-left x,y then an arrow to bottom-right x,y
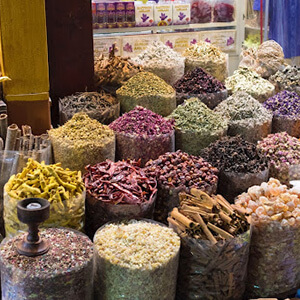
133,41 -> 185,85
94,220 -> 180,270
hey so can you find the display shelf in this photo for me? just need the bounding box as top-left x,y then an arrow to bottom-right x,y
94,22 -> 237,35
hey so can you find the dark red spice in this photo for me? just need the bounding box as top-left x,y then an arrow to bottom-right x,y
84,160 -> 157,204
109,106 -> 174,136
174,67 -> 225,94
191,0 -> 212,24
214,2 -> 234,22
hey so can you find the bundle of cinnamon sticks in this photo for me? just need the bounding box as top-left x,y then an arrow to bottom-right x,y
168,188 -> 249,243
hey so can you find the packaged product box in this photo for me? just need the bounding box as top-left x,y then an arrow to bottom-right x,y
122,35 -> 158,57
160,33 -> 198,53
94,36 -> 122,57
154,3 -> 173,26
106,2 -> 117,28
125,2 -> 135,27
96,2 -> 107,29
173,3 -> 191,25
135,2 -> 154,27
116,2 -> 126,27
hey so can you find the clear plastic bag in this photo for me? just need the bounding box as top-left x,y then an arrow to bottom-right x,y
175,127 -> 227,156
272,115 -> 300,138
246,221 -> 300,298
0,228 -> 94,300
218,169 -> 269,203
213,0 -> 235,23
269,163 -> 300,185
50,135 -> 115,173
185,54 -> 228,83
59,97 -> 120,126
94,219 -> 180,300
85,193 -> 157,239
176,90 -> 228,108
191,0 -> 212,24
118,92 -> 176,117
175,230 -> 251,300
3,187 -> 85,237
227,118 -> 272,143
154,183 -> 217,224
115,131 -> 175,166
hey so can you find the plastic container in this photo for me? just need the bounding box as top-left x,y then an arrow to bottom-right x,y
85,192 -> 157,239
227,118 -> 272,143
246,221 -> 300,298
218,169 -> 269,203
272,115 -> 300,138
59,96 -> 120,126
175,229 -> 251,300
93,219 -> 180,300
175,126 -> 227,156
176,89 -> 228,108
118,91 -> 176,117
213,0 -> 235,22
191,0 -> 212,24
114,131 -> 175,166
0,228 -> 94,300
185,54 -> 228,83
3,188 -> 85,237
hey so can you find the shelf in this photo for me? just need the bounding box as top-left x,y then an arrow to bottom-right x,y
94,21 -> 237,36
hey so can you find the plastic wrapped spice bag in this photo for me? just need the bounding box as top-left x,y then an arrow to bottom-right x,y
225,67 -> 275,103
214,92 -> 272,143
257,132 -> 300,184
213,0 -> 235,22
169,190 -> 250,300
174,67 -> 227,107
191,0 -> 212,23
132,41 -> 185,86
0,228 -> 94,300
94,220 -> 180,300
168,98 -> 228,155
49,113 -> 115,173
263,91 -> 300,137
270,65 -> 300,95
116,72 -> 176,117
59,91 -> 120,125
202,136 -> 269,202
109,106 -> 175,166
235,178 -> 300,298
183,41 -> 228,82
144,150 -> 218,223
83,160 -> 157,238
4,159 -> 85,237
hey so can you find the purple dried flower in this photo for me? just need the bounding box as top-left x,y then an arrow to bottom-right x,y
263,90 -> 300,119
178,12 -> 186,20
205,38 -> 211,43
141,13 -> 149,22
123,43 -> 133,53
109,106 -> 174,136
227,37 -> 234,46
160,13 -> 168,21
165,40 -> 173,49
190,39 -> 197,45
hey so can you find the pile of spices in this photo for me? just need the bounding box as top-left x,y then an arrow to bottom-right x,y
169,189 -> 250,300
109,106 -> 175,165
257,132 -> 300,184
94,220 -> 180,300
59,91 -> 120,125
144,150 -> 218,222
270,65 -> 300,94
225,67 -> 275,102
4,159 -> 85,237
183,41 -> 228,82
174,67 -> 227,107
133,41 -> 185,86
94,44 -> 142,90
116,71 -> 176,117
0,228 -> 94,299
48,113 -> 115,173
214,91 -> 272,142
168,98 -> 228,155
263,90 -> 300,137
235,178 -> 300,298
83,160 -> 157,238
240,40 -> 285,78
202,136 -> 269,201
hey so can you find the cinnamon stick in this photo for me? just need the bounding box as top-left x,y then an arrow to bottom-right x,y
167,217 -> 186,232
171,208 -> 196,228
192,213 -> 217,244
207,223 -> 234,240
